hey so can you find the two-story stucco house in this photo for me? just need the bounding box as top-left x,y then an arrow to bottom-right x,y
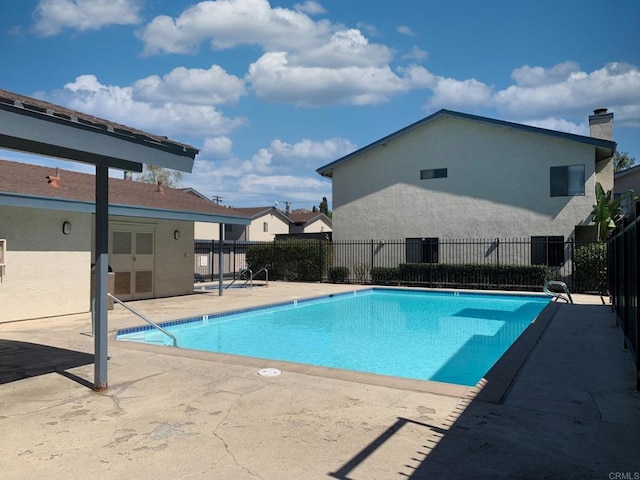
317,109 -> 616,258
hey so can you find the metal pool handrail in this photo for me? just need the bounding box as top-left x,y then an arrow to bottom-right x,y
107,293 -> 178,347
225,267 -> 269,289
543,280 -> 573,304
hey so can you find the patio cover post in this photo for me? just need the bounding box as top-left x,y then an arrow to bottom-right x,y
218,223 -> 224,296
94,165 -> 109,390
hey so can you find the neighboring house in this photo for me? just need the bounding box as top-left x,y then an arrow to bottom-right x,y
195,206 -> 291,241
614,164 -> 640,216
288,211 -> 333,235
317,108 -> 616,265
0,159 -> 249,322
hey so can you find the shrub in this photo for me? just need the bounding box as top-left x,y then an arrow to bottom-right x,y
371,267 -> 400,285
574,243 -> 607,294
352,263 -> 370,283
246,239 -> 332,282
397,263 -> 555,290
328,266 -> 349,283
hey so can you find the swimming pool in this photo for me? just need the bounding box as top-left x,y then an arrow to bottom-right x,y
116,288 -> 549,386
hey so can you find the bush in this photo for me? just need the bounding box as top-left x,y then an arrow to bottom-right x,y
574,243 -> 607,294
328,266 -> 349,283
371,267 -> 400,285
397,263 -> 555,290
246,239 -> 332,282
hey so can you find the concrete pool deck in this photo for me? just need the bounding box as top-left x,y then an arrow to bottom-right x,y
1,282 -> 639,479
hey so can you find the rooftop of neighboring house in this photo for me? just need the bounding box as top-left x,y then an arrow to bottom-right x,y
288,211 -> 332,226
0,158 -> 249,222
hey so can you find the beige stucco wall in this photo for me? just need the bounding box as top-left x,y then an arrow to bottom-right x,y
615,167 -> 640,196
0,206 -> 91,323
194,222 -> 220,240
332,116 -> 606,241
302,218 -> 332,234
246,213 -> 290,241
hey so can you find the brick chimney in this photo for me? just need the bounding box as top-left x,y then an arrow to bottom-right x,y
589,108 -> 614,140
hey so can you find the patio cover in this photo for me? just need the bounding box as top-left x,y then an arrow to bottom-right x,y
0,88 -> 201,390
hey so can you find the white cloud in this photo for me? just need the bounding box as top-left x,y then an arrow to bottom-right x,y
520,118 -> 587,135
269,138 -> 356,161
248,52 -> 433,106
294,1 -> 326,15
57,74 -> 245,137
397,25 -> 416,36
132,65 -> 246,105
420,62 -> 640,130
402,46 -> 428,62
33,0 -> 141,36
203,137 -> 234,157
426,76 -> 493,110
183,135 -> 350,206
137,0 -> 332,56
494,62 -> 640,123
511,61 -> 581,87
291,29 -> 392,68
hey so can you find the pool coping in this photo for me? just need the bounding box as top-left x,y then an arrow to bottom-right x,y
112,287 -> 558,399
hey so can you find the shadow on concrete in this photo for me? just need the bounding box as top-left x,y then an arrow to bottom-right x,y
0,339 -> 94,388
328,303 -> 640,479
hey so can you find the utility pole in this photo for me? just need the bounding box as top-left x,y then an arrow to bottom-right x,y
212,195 -> 223,205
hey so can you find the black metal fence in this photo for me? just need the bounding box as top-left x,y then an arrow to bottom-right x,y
608,207 -> 640,389
195,237 -> 605,293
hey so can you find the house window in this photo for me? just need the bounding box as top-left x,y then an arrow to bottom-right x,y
406,238 -> 439,263
531,236 -> 564,266
263,222 -> 269,232
420,168 -> 447,180
550,165 -> 585,196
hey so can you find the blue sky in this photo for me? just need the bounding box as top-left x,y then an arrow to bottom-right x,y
1,0 -> 639,210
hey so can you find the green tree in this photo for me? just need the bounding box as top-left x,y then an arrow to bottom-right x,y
591,182 -> 638,242
319,196 -> 331,217
613,151 -> 636,173
136,165 -> 184,187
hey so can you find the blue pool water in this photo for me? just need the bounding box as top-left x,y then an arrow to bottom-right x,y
116,289 -> 550,386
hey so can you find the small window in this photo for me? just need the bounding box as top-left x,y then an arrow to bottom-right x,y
531,236 -> 564,266
420,168 -> 447,180
550,165 -> 584,196
263,222 -> 269,232
406,238 -> 439,263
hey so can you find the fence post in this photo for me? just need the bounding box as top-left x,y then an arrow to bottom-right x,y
371,239 -> 375,281
319,239 -> 323,282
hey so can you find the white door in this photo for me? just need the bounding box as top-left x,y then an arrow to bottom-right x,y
110,224 -> 155,301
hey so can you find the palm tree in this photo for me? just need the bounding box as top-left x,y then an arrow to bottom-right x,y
591,182 -> 637,242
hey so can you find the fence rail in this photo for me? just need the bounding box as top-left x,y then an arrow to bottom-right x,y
608,206 -> 640,390
195,237 -> 605,293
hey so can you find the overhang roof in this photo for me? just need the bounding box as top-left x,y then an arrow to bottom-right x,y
0,88 -> 199,173
317,109 -> 617,178
0,159 -> 250,225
